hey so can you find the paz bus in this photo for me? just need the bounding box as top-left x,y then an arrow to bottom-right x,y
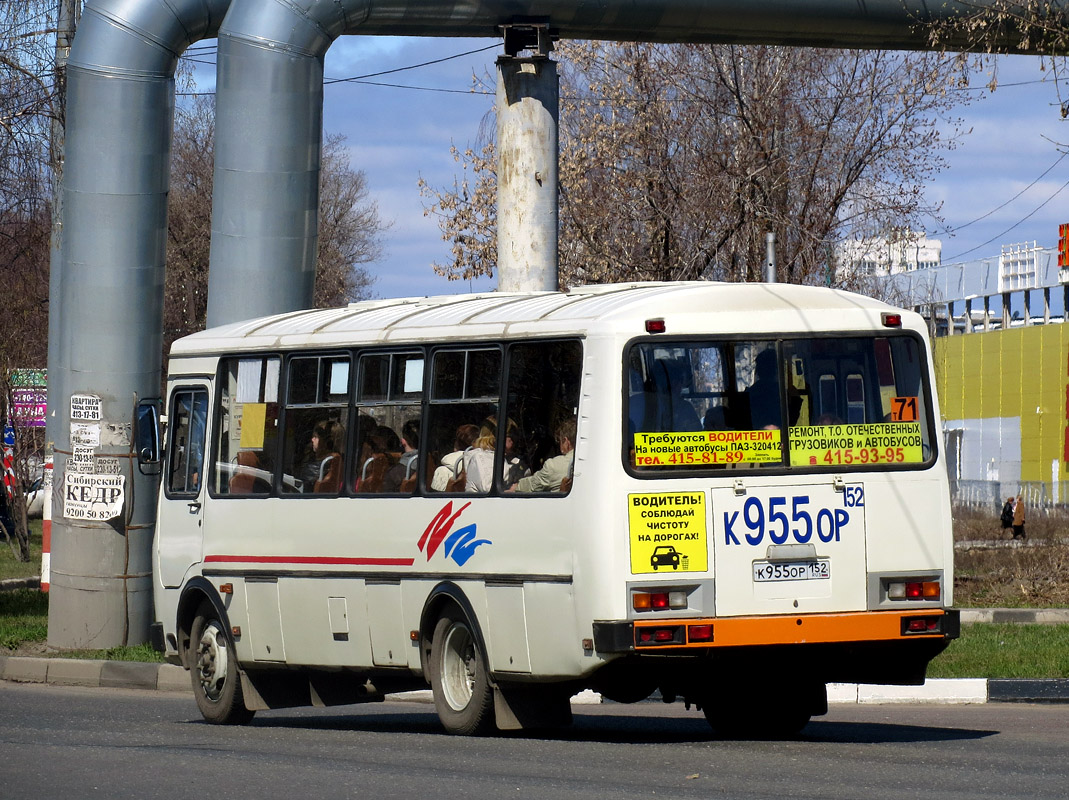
142,281 -> 958,736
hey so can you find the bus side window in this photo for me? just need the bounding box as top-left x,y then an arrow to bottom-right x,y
279,355 -> 350,496
504,340 -> 582,495
354,352 -> 423,495
166,388 -> 208,496
213,356 -> 280,496
425,348 -> 500,494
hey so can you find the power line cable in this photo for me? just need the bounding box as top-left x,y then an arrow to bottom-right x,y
177,42 -> 500,97
944,174 -> 1069,261
936,151 -> 1068,236
323,43 -> 500,84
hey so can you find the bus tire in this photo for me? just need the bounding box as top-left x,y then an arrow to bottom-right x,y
190,601 -> 255,725
429,608 -> 494,736
701,684 -> 816,739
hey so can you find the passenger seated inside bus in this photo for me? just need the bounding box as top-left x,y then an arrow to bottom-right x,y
502,420 -> 530,486
508,417 -> 575,493
355,425 -> 401,493
229,450 -> 267,494
746,349 -> 781,429
628,358 -> 702,436
384,418 -> 420,494
430,423 -> 478,492
305,419 -> 344,494
462,416 -> 499,493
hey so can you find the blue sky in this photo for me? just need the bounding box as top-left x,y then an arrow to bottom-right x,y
191,39 -> 1069,299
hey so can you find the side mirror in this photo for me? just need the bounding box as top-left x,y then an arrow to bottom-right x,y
136,398 -> 162,475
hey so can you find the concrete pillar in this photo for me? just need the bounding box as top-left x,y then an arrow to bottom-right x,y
496,55 -> 559,293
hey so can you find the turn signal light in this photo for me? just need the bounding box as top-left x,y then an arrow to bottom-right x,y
632,590 -> 689,611
888,580 -> 940,601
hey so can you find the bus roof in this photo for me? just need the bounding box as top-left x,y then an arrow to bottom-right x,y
170,281 -> 918,355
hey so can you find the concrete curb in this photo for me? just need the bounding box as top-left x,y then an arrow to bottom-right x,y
0,577 -> 41,591
2,655 -> 1067,704
959,608 -> 1069,624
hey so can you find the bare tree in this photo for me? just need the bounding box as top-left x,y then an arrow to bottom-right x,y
315,132 -> 386,306
164,96 -> 387,353
927,1 -> 1069,118
0,1 -> 54,561
422,42 -> 971,289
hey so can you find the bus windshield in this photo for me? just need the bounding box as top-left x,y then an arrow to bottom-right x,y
627,334 -> 933,472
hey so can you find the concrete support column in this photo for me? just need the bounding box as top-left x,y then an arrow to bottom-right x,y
496,54 -> 559,293
43,0 -> 229,648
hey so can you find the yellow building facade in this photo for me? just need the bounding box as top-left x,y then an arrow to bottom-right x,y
934,324 -> 1068,491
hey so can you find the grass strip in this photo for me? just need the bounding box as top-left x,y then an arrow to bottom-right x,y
0,589 -> 48,650
0,589 -> 163,662
926,623 -> 1069,679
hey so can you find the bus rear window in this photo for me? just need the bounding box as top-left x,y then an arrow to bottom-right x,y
626,336 -> 933,473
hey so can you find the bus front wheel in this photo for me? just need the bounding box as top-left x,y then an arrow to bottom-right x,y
429,609 -> 494,735
189,601 -> 255,725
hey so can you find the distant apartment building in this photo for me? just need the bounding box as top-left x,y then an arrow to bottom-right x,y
837,231 -> 942,278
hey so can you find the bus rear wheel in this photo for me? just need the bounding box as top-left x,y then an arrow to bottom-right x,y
429,609 -> 494,736
189,601 -> 255,725
701,682 -> 821,739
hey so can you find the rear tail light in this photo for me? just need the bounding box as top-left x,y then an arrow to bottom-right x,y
632,590 -> 689,612
902,615 -> 943,635
887,580 -> 940,601
635,626 -> 684,646
688,624 -> 713,643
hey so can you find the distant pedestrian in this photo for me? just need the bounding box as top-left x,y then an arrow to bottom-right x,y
1000,497 -> 1015,536
1011,495 -> 1026,540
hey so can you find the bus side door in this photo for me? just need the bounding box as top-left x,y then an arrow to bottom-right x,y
157,383 -> 210,588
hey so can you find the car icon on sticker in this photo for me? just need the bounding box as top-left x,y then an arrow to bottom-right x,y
650,545 -> 682,570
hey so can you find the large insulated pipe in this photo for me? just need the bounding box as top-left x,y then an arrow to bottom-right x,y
46,0 -> 230,648
209,0 -> 1038,324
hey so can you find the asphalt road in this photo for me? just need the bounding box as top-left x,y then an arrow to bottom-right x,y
2,682 -> 1067,800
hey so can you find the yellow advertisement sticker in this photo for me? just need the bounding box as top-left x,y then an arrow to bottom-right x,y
628,492 -> 708,574
238,403 -> 267,449
788,421 -> 924,467
633,430 -> 782,467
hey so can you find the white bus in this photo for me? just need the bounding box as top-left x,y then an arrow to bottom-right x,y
143,282 -> 958,736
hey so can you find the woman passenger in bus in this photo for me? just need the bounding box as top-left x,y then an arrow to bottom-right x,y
430,423 -> 478,491
462,416 -> 498,493
307,419 -> 344,493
